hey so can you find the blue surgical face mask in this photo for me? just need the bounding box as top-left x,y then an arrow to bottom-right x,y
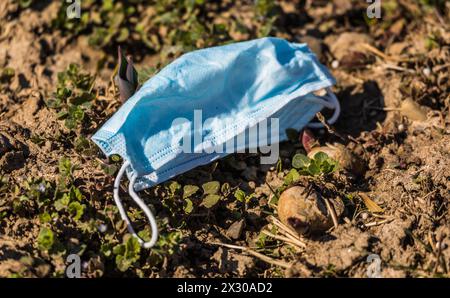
92,37 -> 340,248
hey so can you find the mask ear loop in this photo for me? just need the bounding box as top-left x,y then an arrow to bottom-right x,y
113,161 -> 159,249
306,87 -> 341,128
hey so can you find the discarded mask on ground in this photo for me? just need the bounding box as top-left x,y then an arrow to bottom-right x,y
92,37 -> 341,248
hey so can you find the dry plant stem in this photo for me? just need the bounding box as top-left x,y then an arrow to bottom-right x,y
428,231 -> 435,250
367,106 -> 401,111
268,218 -> 306,248
433,233 -> 445,274
261,230 -> 305,249
323,197 -> 339,229
363,218 -> 394,227
381,63 -> 415,74
433,63 -> 450,72
433,8 -> 448,29
316,112 -> 347,142
360,43 -> 407,62
269,216 -> 301,239
271,224 -> 306,247
371,213 -> 391,219
420,190 -> 437,201
266,182 -> 280,209
209,242 -> 291,269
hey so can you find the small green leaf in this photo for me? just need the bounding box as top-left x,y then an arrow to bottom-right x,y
74,136 -> 90,152
115,255 -> 133,272
58,157 -> 72,177
117,28 -> 130,42
308,152 -> 339,175
18,0 -> 33,9
183,185 -> 199,199
113,235 -> 141,272
292,154 -> 310,169
202,181 -> 220,195
69,186 -> 83,201
37,227 -> 54,251
234,189 -> 246,203
56,110 -> 68,119
137,228 -> 151,242
101,163 -> 117,176
68,201 -> 85,221
68,105 -> 84,121
54,194 -> 70,211
0,67 -> 15,83
308,161 -> 321,176
65,118 -> 77,130
284,168 -> 300,185
183,198 -> 194,214
112,243 -> 125,256
100,243 -> 113,257
201,194 -> 221,208
111,155 -> 121,162
221,182 -> 231,197
168,181 -> 181,195
313,151 -> 329,164
39,212 -> 52,223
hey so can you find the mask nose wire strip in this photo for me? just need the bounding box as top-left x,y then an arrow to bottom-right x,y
306,87 -> 341,128
113,161 -> 158,248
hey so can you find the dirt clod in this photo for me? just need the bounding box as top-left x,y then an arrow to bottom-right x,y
277,186 -> 344,235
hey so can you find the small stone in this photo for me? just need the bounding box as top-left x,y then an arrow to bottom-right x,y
226,219 -> 245,240
38,183 -> 46,193
331,60 -> 339,69
82,261 -> 89,270
277,186 -> 345,236
399,98 -> 427,122
329,32 -> 373,61
35,264 -> 51,278
98,224 -> 107,233
422,67 -> 431,77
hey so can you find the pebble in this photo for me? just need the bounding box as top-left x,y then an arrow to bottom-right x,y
331,60 -> 339,69
38,183 -> 46,193
98,223 -> 107,233
226,219 -> 245,240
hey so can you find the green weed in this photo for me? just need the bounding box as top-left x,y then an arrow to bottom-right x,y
46,64 -> 96,131
291,152 -> 339,177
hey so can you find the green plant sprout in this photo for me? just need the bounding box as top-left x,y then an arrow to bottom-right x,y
46,64 -> 96,130
291,151 -> 339,177
113,234 -> 141,272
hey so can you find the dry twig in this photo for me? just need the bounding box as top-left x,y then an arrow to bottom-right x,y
209,242 -> 291,269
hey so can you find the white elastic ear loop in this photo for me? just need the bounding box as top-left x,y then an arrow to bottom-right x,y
128,173 -> 158,249
306,87 -> 341,128
113,161 -> 158,249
